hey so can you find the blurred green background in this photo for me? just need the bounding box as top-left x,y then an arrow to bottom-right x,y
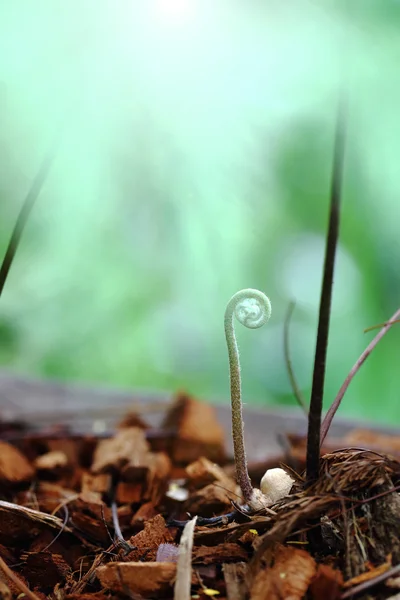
0,1 -> 399,423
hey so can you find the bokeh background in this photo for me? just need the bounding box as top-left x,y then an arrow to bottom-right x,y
0,1 -> 399,423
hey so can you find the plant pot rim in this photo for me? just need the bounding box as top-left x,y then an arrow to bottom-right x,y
0,370 -> 397,461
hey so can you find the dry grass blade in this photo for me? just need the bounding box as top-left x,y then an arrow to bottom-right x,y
174,515 -> 197,600
320,306 -> 400,445
70,543 -> 117,594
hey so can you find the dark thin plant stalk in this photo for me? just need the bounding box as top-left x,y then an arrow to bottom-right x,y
306,95 -> 347,485
283,301 -> 308,416
168,511 -> 238,528
0,133 -> 60,298
320,306 -> 400,446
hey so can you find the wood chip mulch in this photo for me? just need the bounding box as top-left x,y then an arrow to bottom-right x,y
1,391 -> 400,600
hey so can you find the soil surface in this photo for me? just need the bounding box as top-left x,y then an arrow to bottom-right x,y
1,384 -> 400,599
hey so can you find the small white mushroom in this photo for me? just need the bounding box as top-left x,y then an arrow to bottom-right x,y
245,468 -> 294,512
260,468 -> 294,505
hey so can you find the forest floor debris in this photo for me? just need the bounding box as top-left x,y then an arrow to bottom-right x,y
1,392 -> 400,599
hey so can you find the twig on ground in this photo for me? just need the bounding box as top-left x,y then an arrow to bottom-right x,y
168,511 -> 239,529
0,555 -> 42,600
341,562 -> 400,599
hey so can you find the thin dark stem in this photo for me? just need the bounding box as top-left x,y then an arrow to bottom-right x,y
320,306 -> 400,445
283,301 -> 308,415
306,95 -> 347,485
0,133 -> 60,298
168,511 -> 239,528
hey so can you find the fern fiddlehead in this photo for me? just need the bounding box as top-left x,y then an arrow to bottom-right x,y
224,289 -> 272,504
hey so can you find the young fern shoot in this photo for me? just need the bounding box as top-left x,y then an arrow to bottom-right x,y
224,289 -> 293,511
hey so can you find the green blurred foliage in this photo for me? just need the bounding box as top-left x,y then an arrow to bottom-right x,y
0,0 -> 399,423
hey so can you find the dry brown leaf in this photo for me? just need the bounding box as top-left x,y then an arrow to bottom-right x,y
343,558 -> 392,588
126,514 -> 175,562
91,427 -> 150,475
186,456 -> 236,491
192,543 -> 248,565
35,450 -> 69,471
251,543 -> 317,600
0,441 -> 34,483
309,564 -> 343,600
184,482 -> 238,517
162,393 -> 225,463
81,472 -> 111,495
96,561 -> 177,596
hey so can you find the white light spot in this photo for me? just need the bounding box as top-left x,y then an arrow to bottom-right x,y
154,0 -> 195,25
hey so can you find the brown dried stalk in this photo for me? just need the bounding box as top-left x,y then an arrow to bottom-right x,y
320,306 -> 400,445
364,318 -> 400,333
283,301 -> 308,415
341,562 -> 400,599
